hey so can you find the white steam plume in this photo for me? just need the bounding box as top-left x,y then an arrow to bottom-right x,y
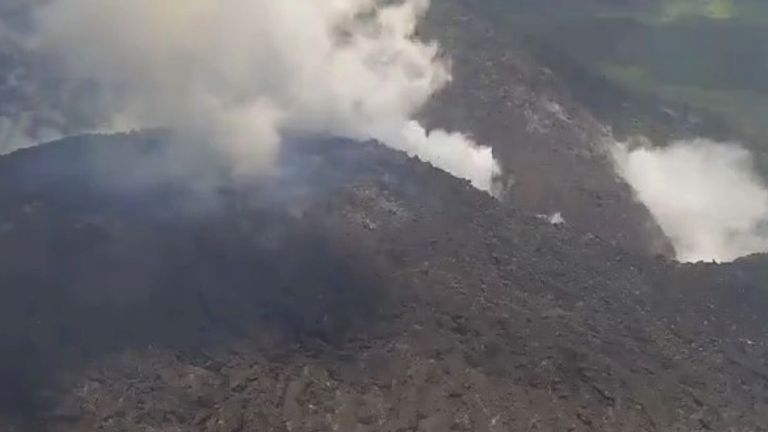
614,138 -> 768,262
21,0 -> 499,191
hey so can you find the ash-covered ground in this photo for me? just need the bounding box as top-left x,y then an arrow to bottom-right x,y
0,132 -> 765,432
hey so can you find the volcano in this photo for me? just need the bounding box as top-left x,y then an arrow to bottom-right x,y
2,0 -> 768,430
0,132 -> 766,431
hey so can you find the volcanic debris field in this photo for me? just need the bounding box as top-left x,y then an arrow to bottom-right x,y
0,132 -> 764,431
1,0 -> 768,431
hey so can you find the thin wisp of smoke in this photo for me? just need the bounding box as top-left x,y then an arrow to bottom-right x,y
7,0 -> 500,191
614,137 -> 768,263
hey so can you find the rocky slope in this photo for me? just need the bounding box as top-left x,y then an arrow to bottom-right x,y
420,1 -> 676,257
0,0 -> 678,257
0,133 -> 766,431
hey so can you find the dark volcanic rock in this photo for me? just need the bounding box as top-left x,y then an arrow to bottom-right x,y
420,1 -> 675,258
0,132 -> 765,431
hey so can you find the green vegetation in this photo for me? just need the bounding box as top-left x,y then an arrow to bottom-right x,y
604,64 -> 768,140
435,0 -> 768,148
659,0 -> 736,21
474,0 -> 768,24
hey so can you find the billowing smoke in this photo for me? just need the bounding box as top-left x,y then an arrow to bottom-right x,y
613,137 -> 768,262
11,0 -> 499,191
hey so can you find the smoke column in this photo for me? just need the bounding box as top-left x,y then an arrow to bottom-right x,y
614,138 -> 768,262
13,0 -> 499,191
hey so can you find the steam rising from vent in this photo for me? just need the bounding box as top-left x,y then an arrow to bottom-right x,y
17,0 -> 499,191
614,138 -> 768,263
